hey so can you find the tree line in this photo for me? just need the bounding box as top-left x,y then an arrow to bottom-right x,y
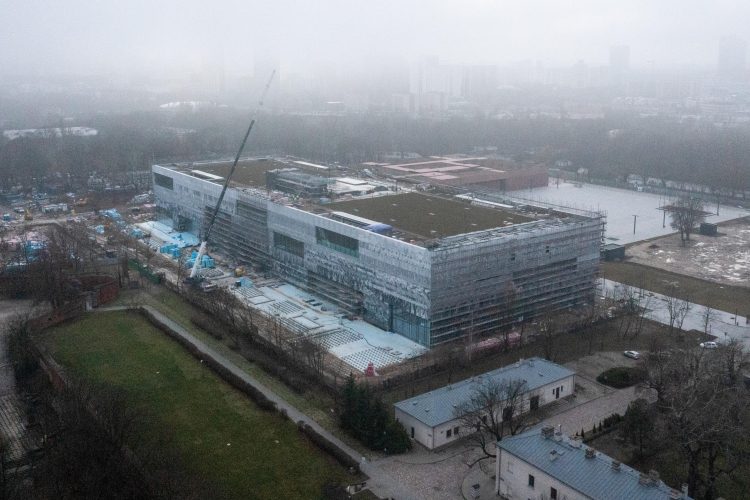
3,110 -> 750,197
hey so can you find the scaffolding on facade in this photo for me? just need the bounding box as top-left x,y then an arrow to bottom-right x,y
428,213 -> 604,347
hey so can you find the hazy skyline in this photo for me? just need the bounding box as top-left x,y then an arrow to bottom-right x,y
1,0 -> 749,77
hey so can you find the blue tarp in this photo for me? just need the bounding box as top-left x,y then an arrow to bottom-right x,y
363,223 -> 393,235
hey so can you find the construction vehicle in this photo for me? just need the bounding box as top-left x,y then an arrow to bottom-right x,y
186,70 -> 276,286
24,209 -> 33,221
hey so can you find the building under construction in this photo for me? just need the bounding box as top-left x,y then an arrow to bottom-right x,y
265,168 -> 330,199
153,164 -> 604,348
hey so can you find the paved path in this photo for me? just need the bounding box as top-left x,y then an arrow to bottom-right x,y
541,385 -> 655,436
600,279 -> 750,348
97,306 -> 417,500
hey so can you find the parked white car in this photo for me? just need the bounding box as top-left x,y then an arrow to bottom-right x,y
700,342 -> 718,349
624,350 -> 640,359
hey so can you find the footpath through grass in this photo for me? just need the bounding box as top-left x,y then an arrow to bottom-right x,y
48,311 -> 348,500
601,260 -> 750,317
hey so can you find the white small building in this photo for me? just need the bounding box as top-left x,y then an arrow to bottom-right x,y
496,426 -> 693,500
394,358 -> 576,450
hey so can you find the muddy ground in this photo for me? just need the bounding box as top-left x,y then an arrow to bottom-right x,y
626,217 -> 750,287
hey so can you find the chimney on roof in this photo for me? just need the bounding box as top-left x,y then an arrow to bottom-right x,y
549,450 -> 558,461
611,460 -> 621,472
670,489 -> 681,499
541,426 -> 555,439
649,470 -> 660,485
477,375 -> 483,384
554,430 -> 563,442
682,484 -> 689,498
528,359 -> 535,367
638,473 -> 649,486
585,447 -> 595,459
569,435 -> 582,448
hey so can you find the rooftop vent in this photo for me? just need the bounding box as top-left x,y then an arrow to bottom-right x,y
554,431 -> 563,442
477,375 -> 483,384
585,448 -> 596,459
549,450 -> 558,461
649,470 -> 660,485
569,436 -> 582,448
541,426 -> 555,439
611,460 -> 621,472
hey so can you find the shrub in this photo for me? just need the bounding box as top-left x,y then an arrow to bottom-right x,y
603,413 -> 623,428
596,367 -> 646,388
340,375 -> 411,454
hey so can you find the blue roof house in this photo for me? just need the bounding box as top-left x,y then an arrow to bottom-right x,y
394,357 -> 575,450
495,426 -> 693,500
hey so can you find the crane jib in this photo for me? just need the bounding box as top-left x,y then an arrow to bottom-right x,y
188,70 -> 275,280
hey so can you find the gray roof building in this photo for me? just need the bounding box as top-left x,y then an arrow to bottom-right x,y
394,357 -> 575,428
497,427 -> 693,500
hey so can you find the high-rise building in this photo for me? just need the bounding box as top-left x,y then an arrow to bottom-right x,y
609,45 -> 630,90
718,36 -> 747,80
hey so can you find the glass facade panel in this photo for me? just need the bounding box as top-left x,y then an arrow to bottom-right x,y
154,173 -> 174,190
393,306 -> 430,345
274,232 -> 305,258
315,227 -> 359,258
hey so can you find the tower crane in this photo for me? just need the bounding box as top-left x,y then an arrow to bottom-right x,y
187,70 -> 275,283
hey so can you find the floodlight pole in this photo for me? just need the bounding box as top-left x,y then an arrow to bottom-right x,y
633,215 -> 637,234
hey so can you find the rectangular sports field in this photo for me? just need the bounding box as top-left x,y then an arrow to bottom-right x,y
325,192 -> 533,238
47,311 -> 347,500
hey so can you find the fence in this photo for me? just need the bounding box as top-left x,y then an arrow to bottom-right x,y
128,259 -> 162,284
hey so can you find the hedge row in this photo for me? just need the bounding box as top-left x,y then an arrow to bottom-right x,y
138,307 -> 278,413
297,421 -> 360,474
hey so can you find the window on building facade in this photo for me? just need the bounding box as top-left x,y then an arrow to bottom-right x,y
528,474 -> 535,488
550,486 -> 558,499
507,460 -> 513,472
315,227 -> 359,258
446,429 -> 452,438
454,426 -> 459,436
274,232 -> 305,258
154,173 -> 174,190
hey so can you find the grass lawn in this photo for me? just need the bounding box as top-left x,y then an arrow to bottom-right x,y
129,285 -> 370,457
48,311 -> 348,500
601,260 -> 750,317
326,192 -> 532,238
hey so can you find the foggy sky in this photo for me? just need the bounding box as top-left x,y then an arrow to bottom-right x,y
1,0 -> 748,77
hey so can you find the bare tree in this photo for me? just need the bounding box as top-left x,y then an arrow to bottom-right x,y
612,284 -> 637,341
174,247 -> 190,293
631,292 -> 653,340
664,284 -> 690,336
701,305 -> 715,340
655,347 -> 750,499
299,336 -> 326,380
669,196 -> 707,245
454,377 -> 532,466
201,288 -> 255,350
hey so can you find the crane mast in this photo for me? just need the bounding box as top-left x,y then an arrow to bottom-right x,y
188,71 -> 275,280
